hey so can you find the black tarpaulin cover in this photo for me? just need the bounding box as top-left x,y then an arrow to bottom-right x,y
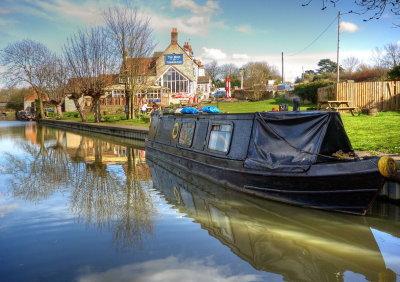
244,111 -> 353,172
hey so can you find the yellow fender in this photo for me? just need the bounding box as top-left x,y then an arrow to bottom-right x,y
172,122 -> 180,139
378,156 -> 398,178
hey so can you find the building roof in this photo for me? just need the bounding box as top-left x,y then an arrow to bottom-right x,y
24,88 -> 38,102
153,52 -> 163,58
66,74 -> 119,93
124,57 -> 157,76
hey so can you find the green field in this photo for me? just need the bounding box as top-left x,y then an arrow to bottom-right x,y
215,100 -> 400,154
50,97 -> 400,154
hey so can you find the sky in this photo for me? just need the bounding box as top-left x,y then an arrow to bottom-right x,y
0,0 -> 399,83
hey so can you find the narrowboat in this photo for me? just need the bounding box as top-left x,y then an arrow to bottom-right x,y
145,110 -> 398,215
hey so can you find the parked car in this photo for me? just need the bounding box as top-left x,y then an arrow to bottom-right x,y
16,110 -> 34,121
211,90 -> 226,98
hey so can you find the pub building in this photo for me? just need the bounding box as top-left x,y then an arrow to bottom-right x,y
64,28 -> 212,112
116,27 -> 211,104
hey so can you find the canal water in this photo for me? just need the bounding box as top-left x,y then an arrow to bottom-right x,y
0,121 -> 399,282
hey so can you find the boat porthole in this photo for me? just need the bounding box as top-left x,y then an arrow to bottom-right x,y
172,122 -> 180,139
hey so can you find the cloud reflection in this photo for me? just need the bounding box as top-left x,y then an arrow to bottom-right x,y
77,256 -> 262,282
0,203 -> 19,218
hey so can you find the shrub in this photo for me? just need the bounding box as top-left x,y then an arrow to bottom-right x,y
293,81 -> 334,103
63,112 -> 80,118
140,113 -> 151,120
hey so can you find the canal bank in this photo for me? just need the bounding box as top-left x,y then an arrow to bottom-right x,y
38,119 -> 149,141
37,119 -> 400,203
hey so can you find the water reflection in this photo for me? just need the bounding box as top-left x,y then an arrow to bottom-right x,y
77,256 -> 262,282
148,160 -> 400,282
1,122 -> 154,250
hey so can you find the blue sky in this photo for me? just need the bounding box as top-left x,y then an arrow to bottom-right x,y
0,0 -> 399,81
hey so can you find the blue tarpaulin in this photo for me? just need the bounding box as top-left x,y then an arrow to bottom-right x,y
181,107 -> 200,114
201,106 -> 220,113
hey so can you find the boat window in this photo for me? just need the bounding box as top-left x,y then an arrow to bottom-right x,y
208,124 -> 233,153
178,122 -> 196,146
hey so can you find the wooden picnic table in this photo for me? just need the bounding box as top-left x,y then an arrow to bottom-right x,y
318,100 -> 358,116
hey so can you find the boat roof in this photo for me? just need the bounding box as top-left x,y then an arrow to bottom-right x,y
157,111 -> 336,120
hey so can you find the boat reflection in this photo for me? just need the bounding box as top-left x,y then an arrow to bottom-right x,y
1,123 -> 154,250
148,160 -> 400,282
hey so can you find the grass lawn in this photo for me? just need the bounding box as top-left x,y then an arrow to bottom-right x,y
53,97 -> 400,154
57,112 -> 149,127
341,111 -> 400,154
211,96 -> 313,113
214,100 -> 400,154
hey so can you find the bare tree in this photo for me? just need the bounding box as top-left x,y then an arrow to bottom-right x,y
342,56 -> 361,74
303,0 -> 400,23
1,39 -> 54,119
243,62 -> 280,88
219,63 -> 239,79
45,56 -> 69,119
65,78 -> 87,122
373,43 -> 400,69
382,43 -> 400,67
103,3 -> 155,119
63,27 -> 117,122
205,61 -> 221,83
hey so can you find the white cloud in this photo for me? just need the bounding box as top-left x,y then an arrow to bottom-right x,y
200,47 -> 227,60
142,0 -> 221,36
9,0 -> 113,26
236,25 -> 253,34
232,54 -> 250,60
340,21 -> 359,33
144,10 -> 212,36
171,0 -> 219,15
77,256 -> 261,282
198,48 -> 375,82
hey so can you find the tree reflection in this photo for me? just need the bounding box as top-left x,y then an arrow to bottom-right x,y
111,147 -> 155,250
1,124 -> 155,251
2,127 -> 72,201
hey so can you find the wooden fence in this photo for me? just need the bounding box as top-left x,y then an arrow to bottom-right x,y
318,81 -> 400,111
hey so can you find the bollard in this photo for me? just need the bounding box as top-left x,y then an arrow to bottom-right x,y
292,97 -> 300,111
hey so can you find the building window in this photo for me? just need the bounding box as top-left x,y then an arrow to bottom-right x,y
158,67 -> 189,94
208,124 -> 232,153
179,122 -> 196,146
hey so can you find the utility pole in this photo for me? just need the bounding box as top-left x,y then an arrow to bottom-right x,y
336,11 -> 341,83
239,68 -> 244,89
281,52 -> 284,83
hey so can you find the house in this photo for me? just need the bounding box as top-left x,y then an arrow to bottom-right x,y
121,28 -> 211,104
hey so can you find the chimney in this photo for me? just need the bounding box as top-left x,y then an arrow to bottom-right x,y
171,28 -> 178,44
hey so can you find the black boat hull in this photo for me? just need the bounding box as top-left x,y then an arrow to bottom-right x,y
146,142 -> 385,215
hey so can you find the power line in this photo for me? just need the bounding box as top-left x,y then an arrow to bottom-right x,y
287,15 -> 338,56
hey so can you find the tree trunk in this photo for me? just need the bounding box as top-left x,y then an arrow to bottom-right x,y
56,104 -> 63,119
125,92 -> 130,120
129,93 -> 136,119
37,94 -> 45,119
93,97 -> 101,123
72,97 -> 87,122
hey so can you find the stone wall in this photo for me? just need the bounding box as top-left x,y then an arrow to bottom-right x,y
38,119 -> 148,143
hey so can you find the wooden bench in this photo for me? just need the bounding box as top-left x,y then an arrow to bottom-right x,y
331,107 -> 358,116
318,100 -> 358,116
